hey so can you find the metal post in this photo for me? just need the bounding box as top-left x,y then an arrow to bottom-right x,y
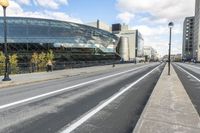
168,27 -> 172,75
2,6 -> 11,81
112,52 -> 115,67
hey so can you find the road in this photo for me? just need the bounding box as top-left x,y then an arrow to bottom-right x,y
173,63 -> 200,115
0,63 -> 164,133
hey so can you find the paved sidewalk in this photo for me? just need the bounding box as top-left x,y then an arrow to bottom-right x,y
0,63 -> 142,89
133,64 -> 200,133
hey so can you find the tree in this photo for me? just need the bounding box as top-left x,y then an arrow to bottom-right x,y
46,50 -> 54,62
0,51 -> 5,75
9,54 -> 18,74
0,52 -> 19,75
38,52 -> 46,71
30,51 -> 54,72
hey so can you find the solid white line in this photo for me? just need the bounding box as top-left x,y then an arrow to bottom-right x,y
178,63 -> 200,70
175,64 -> 200,82
0,64 -> 156,110
60,65 -> 161,133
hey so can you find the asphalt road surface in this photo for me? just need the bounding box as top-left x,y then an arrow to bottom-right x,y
173,63 -> 200,115
0,63 -> 164,133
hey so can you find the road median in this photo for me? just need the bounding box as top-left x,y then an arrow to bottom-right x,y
133,64 -> 200,133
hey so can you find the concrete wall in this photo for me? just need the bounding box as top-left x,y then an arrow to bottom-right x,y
119,37 -> 129,61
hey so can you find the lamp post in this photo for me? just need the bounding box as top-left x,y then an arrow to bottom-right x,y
0,0 -> 11,81
195,49 -> 198,63
168,22 -> 174,75
112,39 -> 116,67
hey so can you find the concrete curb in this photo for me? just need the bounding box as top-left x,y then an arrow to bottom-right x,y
0,63 -> 144,89
133,64 -> 200,133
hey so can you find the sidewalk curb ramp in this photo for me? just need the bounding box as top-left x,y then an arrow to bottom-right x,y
133,64 -> 200,133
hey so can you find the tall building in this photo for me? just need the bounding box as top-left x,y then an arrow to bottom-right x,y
86,20 -> 111,32
194,0 -> 200,61
182,17 -> 194,61
112,24 -> 144,61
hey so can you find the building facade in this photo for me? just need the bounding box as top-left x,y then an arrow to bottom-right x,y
194,0 -> 200,61
0,17 -> 119,64
112,24 -> 144,61
143,46 -> 158,61
86,20 -> 111,32
182,17 -> 194,61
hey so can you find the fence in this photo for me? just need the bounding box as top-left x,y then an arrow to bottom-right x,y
0,60 -> 123,75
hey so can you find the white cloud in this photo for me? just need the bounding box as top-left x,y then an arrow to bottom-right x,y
15,0 -> 68,10
116,0 -> 195,55
16,0 -> 31,5
116,0 -> 195,21
117,12 -> 134,24
131,24 -> 182,56
0,1 -> 82,23
34,0 -> 68,10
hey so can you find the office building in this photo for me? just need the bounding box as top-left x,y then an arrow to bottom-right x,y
143,46 -> 158,61
113,24 -> 144,61
182,17 -> 194,61
86,20 -> 111,32
194,0 -> 200,61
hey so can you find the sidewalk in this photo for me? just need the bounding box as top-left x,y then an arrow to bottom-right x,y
0,63 -> 142,89
133,64 -> 200,133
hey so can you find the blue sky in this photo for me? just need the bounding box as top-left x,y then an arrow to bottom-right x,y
0,0 -> 196,56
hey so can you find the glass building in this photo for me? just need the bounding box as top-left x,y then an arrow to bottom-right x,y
0,17 -> 119,63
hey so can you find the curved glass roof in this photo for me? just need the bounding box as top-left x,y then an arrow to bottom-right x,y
0,17 -> 119,52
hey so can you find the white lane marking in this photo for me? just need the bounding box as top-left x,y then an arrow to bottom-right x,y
60,65 -> 161,133
0,64 -> 157,110
178,63 -> 200,70
175,64 -> 200,82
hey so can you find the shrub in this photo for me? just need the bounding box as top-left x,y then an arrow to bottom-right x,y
9,54 -> 18,74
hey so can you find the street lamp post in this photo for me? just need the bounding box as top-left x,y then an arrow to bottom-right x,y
168,22 -> 174,75
0,0 -> 11,81
195,49 -> 198,63
112,39 -> 118,67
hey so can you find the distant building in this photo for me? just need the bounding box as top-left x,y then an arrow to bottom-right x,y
194,0 -> 200,61
113,24 -> 144,61
86,20 -> 111,32
143,46 -> 158,61
171,54 -> 182,62
112,23 -> 122,34
162,54 -> 182,62
182,16 -> 194,61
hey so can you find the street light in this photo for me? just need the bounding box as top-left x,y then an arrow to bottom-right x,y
0,0 -> 11,81
112,39 -> 117,67
195,49 -> 198,63
168,22 -> 174,75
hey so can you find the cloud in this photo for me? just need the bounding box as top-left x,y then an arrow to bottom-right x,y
16,0 -> 31,5
116,0 -> 195,56
131,24 -> 182,56
33,0 -> 68,10
117,12 -> 134,24
0,1 -> 82,23
15,0 -> 68,10
116,0 -> 195,21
